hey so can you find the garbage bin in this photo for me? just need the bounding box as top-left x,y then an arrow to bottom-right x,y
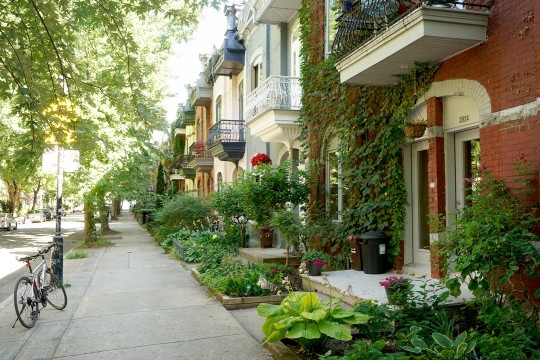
348,235 -> 363,271
359,231 -> 389,274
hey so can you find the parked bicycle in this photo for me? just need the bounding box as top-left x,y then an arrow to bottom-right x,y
12,242 -> 67,328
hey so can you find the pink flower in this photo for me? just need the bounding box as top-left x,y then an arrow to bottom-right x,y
313,259 -> 326,267
379,276 -> 410,288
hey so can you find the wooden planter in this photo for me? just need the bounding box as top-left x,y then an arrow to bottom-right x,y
191,268 -> 285,310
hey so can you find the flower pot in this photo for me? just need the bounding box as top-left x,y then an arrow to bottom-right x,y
259,227 -> 274,248
404,123 -> 427,139
384,285 -> 409,305
308,263 -> 323,276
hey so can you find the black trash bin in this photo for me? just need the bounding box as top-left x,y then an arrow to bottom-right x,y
359,231 -> 389,274
348,235 -> 363,271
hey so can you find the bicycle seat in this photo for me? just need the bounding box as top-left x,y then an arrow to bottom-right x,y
17,256 -> 33,263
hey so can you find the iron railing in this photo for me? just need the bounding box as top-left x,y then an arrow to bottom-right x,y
173,154 -> 194,169
188,141 -> 213,159
332,0 -> 494,59
207,119 -> 245,146
244,76 -> 301,122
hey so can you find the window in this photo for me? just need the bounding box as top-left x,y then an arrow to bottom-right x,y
252,60 -> 263,90
325,0 -> 340,58
216,95 -> 222,122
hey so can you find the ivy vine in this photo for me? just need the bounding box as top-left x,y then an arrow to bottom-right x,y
298,0 -> 439,267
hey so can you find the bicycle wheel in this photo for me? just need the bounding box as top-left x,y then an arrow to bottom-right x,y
40,270 -> 67,310
13,276 -> 38,328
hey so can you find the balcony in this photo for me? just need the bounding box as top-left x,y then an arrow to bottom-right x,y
190,78 -> 212,107
174,127 -> 186,138
187,142 -> 214,173
244,76 -> 302,145
207,120 -> 246,164
174,155 -> 195,180
333,0 -> 493,86
255,0 -> 301,24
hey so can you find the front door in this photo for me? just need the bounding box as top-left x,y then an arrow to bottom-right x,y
452,129 -> 480,214
409,140 -> 431,264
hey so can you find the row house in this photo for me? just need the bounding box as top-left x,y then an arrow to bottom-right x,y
329,0 -> 539,290
169,2 -> 304,247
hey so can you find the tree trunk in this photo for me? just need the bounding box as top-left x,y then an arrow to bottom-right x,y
96,191 -> 110,232
32,178 -> 41,211
84,200 -> 96,244
7,180 -> 21,216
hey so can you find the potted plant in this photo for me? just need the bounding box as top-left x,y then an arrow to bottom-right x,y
302,251 -> 328,276
379,276 -> 412,305
240,162 -> 309,248
404,118 -> 427,139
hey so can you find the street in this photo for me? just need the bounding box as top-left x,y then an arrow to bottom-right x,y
0,213 -> 84,303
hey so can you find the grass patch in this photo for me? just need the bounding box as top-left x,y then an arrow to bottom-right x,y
67,250 -> 89,259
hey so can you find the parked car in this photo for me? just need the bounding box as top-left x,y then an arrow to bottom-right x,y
42,209 -> 53,221
27,209 -> 45,223
0,213 -> 17,231
15,215 -> 25,224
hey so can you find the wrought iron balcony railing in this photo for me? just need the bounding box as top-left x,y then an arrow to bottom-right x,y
207,120 -> 245,146
332,0 -> 494,59
244,76 -> 301,122
188,141 -> 213,159
174,154 -> 194,169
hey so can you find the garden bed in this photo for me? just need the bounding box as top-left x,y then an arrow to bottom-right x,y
173,239 -> 206,262
191,268 -> 287,310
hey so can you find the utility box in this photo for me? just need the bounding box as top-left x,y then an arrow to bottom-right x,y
348,235 -> 363,271
359,231 -> 389,274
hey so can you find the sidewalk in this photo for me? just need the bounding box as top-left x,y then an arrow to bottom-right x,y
0,213 -> 272,360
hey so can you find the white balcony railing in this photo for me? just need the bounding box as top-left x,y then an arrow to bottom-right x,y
244,76 -> 301,122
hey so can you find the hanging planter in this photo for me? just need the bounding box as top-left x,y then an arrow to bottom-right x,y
404,123 -> 427,139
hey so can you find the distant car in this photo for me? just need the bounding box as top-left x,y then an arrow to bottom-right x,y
0,213 -> 17,231
42,209 -> 53,221
15,215 -> 26,224
27,210 -> 45,223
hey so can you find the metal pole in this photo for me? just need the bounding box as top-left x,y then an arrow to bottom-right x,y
52,146 -> 64,283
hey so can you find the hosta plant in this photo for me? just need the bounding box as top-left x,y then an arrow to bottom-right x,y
257,291 -> 370,352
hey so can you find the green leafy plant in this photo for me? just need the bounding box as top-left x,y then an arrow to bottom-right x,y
67,250 -> 88,259
440,161 -> 540,306
399,325 -> 477,359
302,250 -> 328,265
153,195 -> 212,234
257,291 -> 370,352
320,339 -> 411,360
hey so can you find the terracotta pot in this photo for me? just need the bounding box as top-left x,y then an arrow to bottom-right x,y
259,227 -> 273,248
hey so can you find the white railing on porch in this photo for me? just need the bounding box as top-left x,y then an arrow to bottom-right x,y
244,75 -> 301,122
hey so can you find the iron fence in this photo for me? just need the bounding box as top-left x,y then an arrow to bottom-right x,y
244,75 -> 301,122
207,119 -> 246,146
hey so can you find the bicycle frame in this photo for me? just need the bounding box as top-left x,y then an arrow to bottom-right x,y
26,255 -> 49,302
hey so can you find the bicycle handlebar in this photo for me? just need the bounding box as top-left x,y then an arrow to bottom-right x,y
16,243 -> 55,263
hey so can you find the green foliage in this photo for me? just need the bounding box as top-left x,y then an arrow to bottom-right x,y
210,183 -> 250,247
270,208 -> 307,252
67,250 -> 89,259
155,162 -> 165,200
440,163 -> 540,306
399,325 -> 476,359
302,251 -> 329,264
319,340 -> 411,360
235,163 -> 309,228
298,3 -> 439,263
258,292 -> 370,352
353,301 -> 394,343
153,195 -> 212,234
199,260 -> 294,297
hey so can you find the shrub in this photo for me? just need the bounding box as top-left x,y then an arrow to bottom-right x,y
153,195 -> 212,234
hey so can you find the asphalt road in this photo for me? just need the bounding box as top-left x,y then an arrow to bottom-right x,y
0,213 -> 84,303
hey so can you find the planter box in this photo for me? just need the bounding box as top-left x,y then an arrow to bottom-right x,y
191,268 -> 286,310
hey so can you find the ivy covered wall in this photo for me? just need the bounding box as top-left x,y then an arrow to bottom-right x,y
298,0 -> 438,267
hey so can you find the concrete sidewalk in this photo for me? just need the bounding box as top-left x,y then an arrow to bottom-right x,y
0,213 -> 272,360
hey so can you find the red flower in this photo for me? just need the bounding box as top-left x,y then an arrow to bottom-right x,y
251,153 -> 272,167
